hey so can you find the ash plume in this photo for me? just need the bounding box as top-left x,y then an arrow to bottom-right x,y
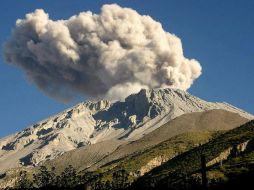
4,4 -> 202,101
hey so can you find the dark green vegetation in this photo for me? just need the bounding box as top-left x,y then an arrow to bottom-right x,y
99,131 -> 220,177
132,120 -> 254,190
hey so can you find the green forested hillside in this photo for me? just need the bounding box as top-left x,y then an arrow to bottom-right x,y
99,131 -> 220,178
132,120 -> 254,189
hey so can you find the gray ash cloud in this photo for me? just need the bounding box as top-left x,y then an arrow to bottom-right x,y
4,4 -> 201,101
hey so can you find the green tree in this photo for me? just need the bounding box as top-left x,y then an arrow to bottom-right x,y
105,180 -> 112,190
89,173 -> 103,190
17,170 -> 33,189
33,166 -> 55,187
112,169 -> 130,189
58,165 -> 79,187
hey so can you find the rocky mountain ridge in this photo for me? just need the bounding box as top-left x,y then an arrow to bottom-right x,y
0,88 -> 253,172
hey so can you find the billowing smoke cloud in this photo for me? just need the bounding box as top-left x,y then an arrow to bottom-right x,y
4,4 -> 201,101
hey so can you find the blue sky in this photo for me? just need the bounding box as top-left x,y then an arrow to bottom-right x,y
0,0 -> 254,137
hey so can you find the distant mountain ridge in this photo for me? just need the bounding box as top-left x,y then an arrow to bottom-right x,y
0,88 -> 253,172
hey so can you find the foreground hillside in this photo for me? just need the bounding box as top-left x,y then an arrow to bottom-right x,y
132,120 -> 254,190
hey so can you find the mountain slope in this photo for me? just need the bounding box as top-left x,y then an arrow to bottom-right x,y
0,110 -> 251,189
0,88 -> 253,172
132,120 -> 254,189
44,109 -> 248,173
99,131 -> 220,177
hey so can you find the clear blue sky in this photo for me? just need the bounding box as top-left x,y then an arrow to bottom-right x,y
0,0 -> 253,137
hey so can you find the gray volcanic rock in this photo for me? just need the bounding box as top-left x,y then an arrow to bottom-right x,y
0,88 -> 253,172
46,109 -> 249,173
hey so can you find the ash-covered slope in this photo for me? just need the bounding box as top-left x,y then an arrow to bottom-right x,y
0,88 -> 253,172
44,109 -> 248,173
